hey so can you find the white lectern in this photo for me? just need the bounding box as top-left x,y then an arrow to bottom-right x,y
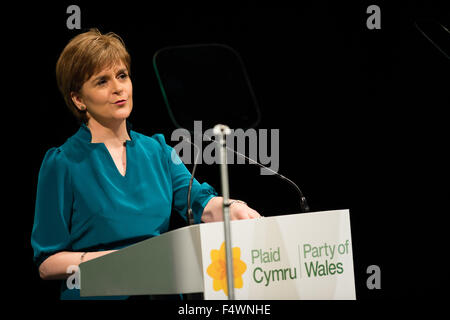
80,210 -> 356,300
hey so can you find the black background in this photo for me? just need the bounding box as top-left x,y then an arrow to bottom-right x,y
7,0 -> 448,311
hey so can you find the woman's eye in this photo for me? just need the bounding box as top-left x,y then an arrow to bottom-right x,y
97,79 -> 107,86
119,73 -> 128,79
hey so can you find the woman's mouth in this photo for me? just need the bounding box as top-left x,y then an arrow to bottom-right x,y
114,99 -> 127,105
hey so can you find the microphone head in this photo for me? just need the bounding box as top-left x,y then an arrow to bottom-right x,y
301,196 -> 310,213
213,124 -> 232,136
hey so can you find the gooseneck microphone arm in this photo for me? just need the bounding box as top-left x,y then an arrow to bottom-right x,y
186,164 -> 197,225
185,131 -> 309,225
186,138 -> 201,225
245,160 -> 310,214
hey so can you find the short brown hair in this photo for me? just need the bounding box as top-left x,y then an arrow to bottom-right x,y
56,28 -> 131,123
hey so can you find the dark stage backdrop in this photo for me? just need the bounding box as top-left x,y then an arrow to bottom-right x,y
9,0 -> 447,305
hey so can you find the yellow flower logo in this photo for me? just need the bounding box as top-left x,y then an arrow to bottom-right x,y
206,242 -> 247,296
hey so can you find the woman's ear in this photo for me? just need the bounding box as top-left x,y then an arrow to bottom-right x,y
71,91 -> 86,111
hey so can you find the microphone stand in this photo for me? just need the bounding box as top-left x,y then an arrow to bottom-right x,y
183,125 -> 309,300
213,124 -> 235,300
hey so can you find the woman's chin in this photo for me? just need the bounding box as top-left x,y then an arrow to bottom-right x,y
113,108 -> 132,120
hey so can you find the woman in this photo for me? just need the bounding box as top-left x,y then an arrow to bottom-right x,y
31,28 -> 260,300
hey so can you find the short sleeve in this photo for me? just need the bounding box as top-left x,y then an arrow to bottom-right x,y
31,147 -> 73,267
152,134 -> 218,224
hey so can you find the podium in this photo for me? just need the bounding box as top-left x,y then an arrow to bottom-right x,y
80,210 -> 356,299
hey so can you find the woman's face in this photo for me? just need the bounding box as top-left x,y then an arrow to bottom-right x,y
72,61 -> 133,125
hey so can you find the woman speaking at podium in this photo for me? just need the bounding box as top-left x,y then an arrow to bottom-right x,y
31,29 -> 260,300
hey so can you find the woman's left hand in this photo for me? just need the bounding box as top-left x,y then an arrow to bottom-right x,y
229,202 -> 261,220
202,197 -> 262,222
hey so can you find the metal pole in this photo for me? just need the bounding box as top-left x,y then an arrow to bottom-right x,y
213,124 -> 235,300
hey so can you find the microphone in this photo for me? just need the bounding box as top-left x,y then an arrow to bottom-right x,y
185,131 -> 309,225
227,151 -> 311,214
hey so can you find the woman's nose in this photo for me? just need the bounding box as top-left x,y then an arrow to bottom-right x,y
112,78 -> 124,94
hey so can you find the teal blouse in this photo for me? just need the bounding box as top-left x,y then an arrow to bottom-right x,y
31,123 -> 217,299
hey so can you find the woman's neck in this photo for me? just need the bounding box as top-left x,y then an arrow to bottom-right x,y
87,118 -> 130,147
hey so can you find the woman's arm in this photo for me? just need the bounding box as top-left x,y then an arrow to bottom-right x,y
201,196 -> 261,223
39,250 -> 116,280
39,197 -> 257,280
